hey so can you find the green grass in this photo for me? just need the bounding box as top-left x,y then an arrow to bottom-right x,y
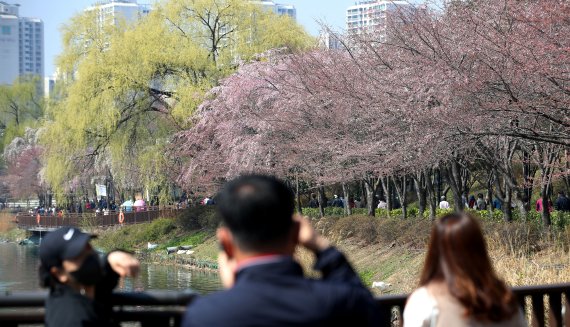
93,217 -> 214,255
358,270 -> 375,287
94,218 -> 177,251
158,231 -> 208,250
0,228 -> 28,242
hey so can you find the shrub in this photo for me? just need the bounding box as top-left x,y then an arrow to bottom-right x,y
408,207 -> 419,217
94,218 -> 177,251
176,206 -> 220,231
141,218 -> 176,240
329,216 -> 379,245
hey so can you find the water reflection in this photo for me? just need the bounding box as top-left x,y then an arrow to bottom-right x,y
0,242 -> 41,292
120,263 -> 221,294
0,242 -> 221,294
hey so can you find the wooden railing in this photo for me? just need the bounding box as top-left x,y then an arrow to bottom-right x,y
15,206 -> 179,230
0,290 -> 197,327
375,283 -> 570,327
0,283 -> 568,326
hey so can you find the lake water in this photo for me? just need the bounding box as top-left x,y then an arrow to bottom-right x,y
0,241 -> 221,294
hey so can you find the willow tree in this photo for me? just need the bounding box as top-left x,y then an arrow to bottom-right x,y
0,76 -> 44,150
42,0 -> 313,202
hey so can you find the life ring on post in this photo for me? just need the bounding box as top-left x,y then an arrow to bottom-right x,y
36,213 -> 41,225
118,211 -> 125,224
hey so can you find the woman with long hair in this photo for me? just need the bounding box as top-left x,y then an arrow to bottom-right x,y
403,213 -> 526,326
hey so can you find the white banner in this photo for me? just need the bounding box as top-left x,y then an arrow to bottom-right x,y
95,184 -> 107,197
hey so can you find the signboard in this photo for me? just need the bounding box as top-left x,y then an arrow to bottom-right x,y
95,184 -> 107,197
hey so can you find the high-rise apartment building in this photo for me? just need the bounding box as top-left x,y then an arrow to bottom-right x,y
19,17 -> 43,78
318,31 -> 343,50
86,0 -> 151,29
346,0 -> 412,35
0,1 -> 43,85
256,1 -> 296,20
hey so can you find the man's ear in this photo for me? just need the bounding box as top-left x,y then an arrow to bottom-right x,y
217,227 -> 235,259
50,266 -> 68,284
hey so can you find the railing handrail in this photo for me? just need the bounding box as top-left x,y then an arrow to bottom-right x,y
15,205 -> 174,217
0,289 -> 198,307
1,283 -> 569,327
13,206 -> 181,230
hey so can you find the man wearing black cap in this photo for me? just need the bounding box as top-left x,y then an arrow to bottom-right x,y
182,175 -> 381,327
39,227 -> 140,327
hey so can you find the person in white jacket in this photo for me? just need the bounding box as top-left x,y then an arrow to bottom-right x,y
438,196 -> 450,209
403,213 -> 526,327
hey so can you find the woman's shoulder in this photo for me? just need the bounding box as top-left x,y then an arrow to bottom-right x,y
403,287 -> 438,327
407,287 -> 435,305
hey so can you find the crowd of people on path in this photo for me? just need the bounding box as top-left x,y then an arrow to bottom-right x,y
306,193 -> 402,211
437,191 -> 570,214
36,174 -> 538,327
27,194 -> 172,218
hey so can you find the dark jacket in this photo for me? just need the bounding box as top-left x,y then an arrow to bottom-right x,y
45,256 -> 120,327
555,196 -> 570,212
182,247 -> 381,327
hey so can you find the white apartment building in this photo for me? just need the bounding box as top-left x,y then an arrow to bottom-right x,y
318,31 -> 343,50
346,0 -> 413,35
86,0 -> 151,29
256,1 -> 296,20
0,2 -> 43,85
19,17 -> 43,78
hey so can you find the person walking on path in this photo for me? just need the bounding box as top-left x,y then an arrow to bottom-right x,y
554,191 -> 570,212
439,196 -> 450,209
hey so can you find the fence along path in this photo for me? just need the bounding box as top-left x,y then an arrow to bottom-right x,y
376,283 -> 570,327
0,283 -> 569,326
15,206 -> 179,231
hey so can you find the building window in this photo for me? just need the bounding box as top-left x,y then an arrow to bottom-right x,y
1,25 -> 10,35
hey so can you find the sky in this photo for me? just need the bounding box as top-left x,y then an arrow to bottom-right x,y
14,0 -> 354,77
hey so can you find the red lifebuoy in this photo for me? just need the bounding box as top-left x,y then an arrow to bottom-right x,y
36,213 -> 41,225
118,211 -> 125,224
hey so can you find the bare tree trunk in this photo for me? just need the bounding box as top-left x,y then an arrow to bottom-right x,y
317,185 -> 325,218
413,172 -> 427,218
522,150 -> 536,212
393,176 -> 408,219
361,181 -> 367,208
503,184 -> 513,222
381,177 -> 393,211
444,159 -> 466,212
486,174 -> 494,220
536,143 -> 559,227
364,177 -> 383,217
342,182 -> 351,216
541,184 -> 551,227
424,169 -> 438,220
365,182 -> 375,217
295,174 -> 302,214
564,149 -> 570,195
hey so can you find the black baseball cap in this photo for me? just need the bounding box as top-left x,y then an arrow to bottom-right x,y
39,227 -> 96,268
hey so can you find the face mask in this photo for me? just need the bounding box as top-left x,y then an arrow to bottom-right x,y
70,253 -> 103,286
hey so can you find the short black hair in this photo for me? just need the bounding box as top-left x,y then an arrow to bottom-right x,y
216,174 -> 295,252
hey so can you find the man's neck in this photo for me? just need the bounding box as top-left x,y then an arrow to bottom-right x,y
235,249 -> 292,263
235,253 -> 292,272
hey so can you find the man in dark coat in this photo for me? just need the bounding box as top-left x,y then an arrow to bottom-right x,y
182,175 -> 381,327
555,191 -> 570,212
